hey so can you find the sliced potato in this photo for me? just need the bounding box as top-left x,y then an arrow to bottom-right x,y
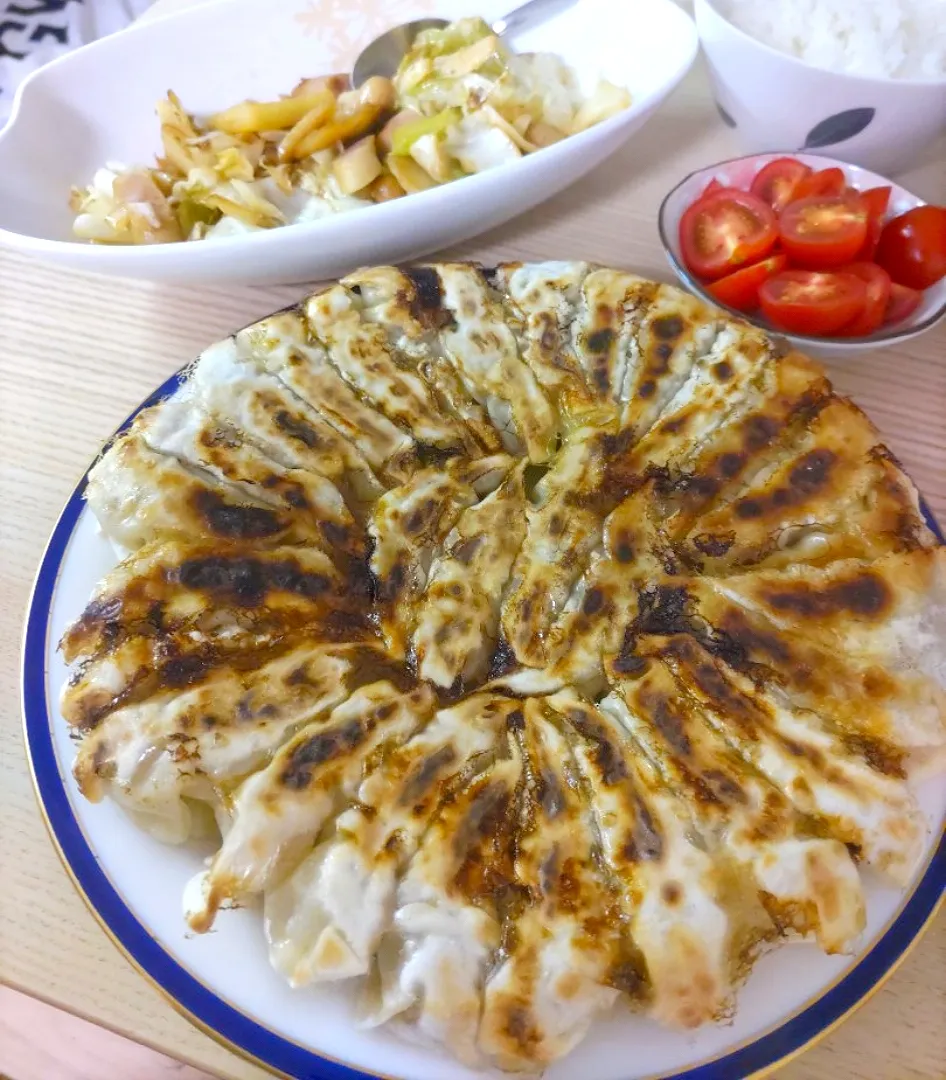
278,90 -> 336,161
365,174 -> 406,202
333,136 -> 383,194
377,108 -> 422,154
290,103 -> 383,158
386,154 -> 438,193
291,73 -> 350,98
526,119 -> 566,147
211,92 -> 335,135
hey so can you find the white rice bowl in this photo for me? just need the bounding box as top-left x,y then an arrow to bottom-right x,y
717,0 -> 946,80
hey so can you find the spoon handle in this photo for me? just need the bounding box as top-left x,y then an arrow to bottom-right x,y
491,0 -> 577,38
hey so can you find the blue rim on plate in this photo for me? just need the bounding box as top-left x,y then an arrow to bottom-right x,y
21,367 -> 946,1080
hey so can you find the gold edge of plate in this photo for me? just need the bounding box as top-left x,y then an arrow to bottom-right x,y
17,374 -> 946,1080
743,893 -> 946,1080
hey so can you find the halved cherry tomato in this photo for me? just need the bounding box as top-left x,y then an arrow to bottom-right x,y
759,270 -> 867,336
750,157 -> 812,213
706,253 -> 788,312
860,186 -> 892,220
779,194 -> 869,269
874,205 -> 946,290
679,189 -> 778,280
702,178 -> 726,197
854,185 -> 893,261
883,282 -> 923,326
835,262 -> 891,336
793,167 -> 846,199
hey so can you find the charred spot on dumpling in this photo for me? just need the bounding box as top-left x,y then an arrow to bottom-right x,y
451,778 -> 517,899
734,498 -> 763,520
842,732 -> 905,778
712,360 -> 733,382
377,560 -> 406,603
700,768 -> 748,805
503,1006 -> 541,1055
319,519 -> 353,552
451,536 -> 482,565
638,379 -> 656,399
642,690 -> 692,756
612,643 -> 648,677
603,428 -> 633,456
279,718 -> 367,789
191,491 -> 285,540
692,532 -> 735,558
272,408 -> 325,450
506,708 -> 526,732
760,571 -> 891,620
661,881 -> 683,906
488,636 -> 519,680
582,587 -> 606,616
162,650 -> 213,688
652,314 -> 684,341
634,584 -> 694,637
788,448 -> 836,494
621,798 -> 663,862
91,739 -> 116,780
537,313 -> 558,355
614,534 -> 635,563
780,736 -> 824,768
346,647 -> 416,692
398,744 -> 458,809
547,512 -> 566,538
718,451 -> 747,478
176,553 -> 330,606
743,414 -> 780,451
63,595 -> 122,653
537,766 -> 566,818
686,658 -> 761,734
586,327 -> 615,355
565,707 -> 629,785
403,498 -> 442,536
415,442 -> 460,468
648,341 -> 675,375
716,608 -> 792,665
659,413 -> 690,436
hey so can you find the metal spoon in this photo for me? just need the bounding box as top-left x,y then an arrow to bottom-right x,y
352,0 -> 577,87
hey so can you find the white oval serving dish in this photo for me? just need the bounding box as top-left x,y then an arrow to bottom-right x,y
0,0 -> 698,284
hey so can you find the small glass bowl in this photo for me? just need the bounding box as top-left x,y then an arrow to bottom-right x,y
657,151 -> 946,359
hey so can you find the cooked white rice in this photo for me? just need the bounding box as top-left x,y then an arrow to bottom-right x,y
718,0 -> 946,80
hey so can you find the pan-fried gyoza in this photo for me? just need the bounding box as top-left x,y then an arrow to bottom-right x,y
63,262 -> 945,1073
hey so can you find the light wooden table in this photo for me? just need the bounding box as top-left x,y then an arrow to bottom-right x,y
1,10 -> 944,1079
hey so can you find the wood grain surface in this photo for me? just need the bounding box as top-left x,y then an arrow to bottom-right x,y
0,12 -> 944,1080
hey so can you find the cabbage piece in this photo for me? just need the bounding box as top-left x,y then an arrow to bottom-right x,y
175,198 -> 222,239
408,133 -> 458,183
572,80 -> 632,132
443,114 -> 521,174
72,167 -> 184,245
501,52 -> 583,131
395,17 -> 509,113
391,108 -> 461,155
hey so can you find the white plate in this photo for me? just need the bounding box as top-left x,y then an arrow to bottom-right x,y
0,0 -> 697,284
23,364 -> 946,1080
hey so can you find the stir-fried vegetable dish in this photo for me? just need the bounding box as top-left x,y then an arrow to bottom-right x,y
70,18 -> 631,245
